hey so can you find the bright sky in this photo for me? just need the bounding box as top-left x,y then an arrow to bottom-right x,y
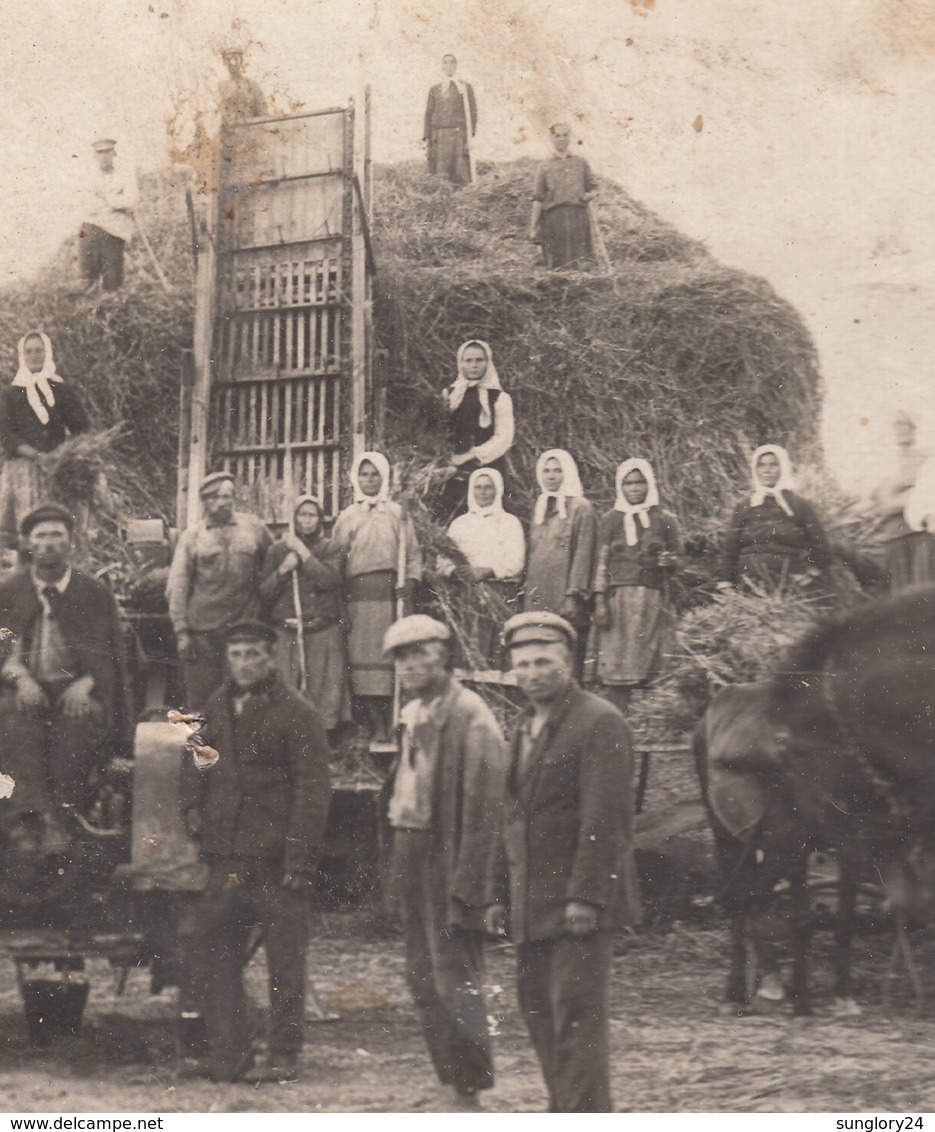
3,0 -> 934,492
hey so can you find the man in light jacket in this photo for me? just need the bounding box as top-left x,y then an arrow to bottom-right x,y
383,614 -> 506,1111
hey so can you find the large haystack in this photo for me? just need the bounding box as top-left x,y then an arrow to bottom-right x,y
373,159 -> 822,544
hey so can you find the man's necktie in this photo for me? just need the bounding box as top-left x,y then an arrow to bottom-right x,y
43,586 -> 63,620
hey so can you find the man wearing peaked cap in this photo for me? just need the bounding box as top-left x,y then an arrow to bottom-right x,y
0,501 -> 126,854
166,472 -> 272,708
487,609 -> 640,1113
381,614 -> 506,1111
219,44 -> 268,124
20,503 -> 75,537
501,610 -> 578,649
223,618 -> 279,645
382,613 -> 451,655
79,135 -> 138,292
178,607 -> 330,1084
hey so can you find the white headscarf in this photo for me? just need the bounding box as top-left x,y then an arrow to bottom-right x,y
613,458 -> 660,546
445,340 -> 503,430
466,466 -> 505,517
533,448 -> 584,525
749,444 -> 795,518
350,451 -> 391,506
293,494 -> 324,536
13,332 -> 63,425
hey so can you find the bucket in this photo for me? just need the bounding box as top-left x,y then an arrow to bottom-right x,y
23,980 -> 90,1046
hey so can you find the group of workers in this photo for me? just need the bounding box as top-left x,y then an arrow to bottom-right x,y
4,44 -> 934,1115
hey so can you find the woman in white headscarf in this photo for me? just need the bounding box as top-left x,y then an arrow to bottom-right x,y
0,332 -> 90,546
332,451 -> 422,740
523,448 -> 597,675
592,458 -> 681,715
717,444 -> 831,591
437,339 -> 515,522
260,495 -> 352,734
437,467 -> 525,664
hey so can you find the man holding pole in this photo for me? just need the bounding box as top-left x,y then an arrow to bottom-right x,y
423,54 -> 477,186
79,138 -> 138,292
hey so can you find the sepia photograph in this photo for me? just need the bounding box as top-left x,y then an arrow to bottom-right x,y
1,0 -> 934,1117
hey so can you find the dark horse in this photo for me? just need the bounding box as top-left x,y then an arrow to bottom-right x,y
695,586 -> 935,1014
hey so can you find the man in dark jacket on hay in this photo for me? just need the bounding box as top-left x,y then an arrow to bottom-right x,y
423,54 -> 477,185
0,504 -> 126,854
383,614 -> 506,1111
180,619 -> 331,1084
487,612 -> 640,1113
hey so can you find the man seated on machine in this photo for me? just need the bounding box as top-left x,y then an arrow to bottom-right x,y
0,504 -> 126,855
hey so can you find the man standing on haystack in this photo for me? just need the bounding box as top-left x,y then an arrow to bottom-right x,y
488,611 -> 640,1113
530,123 -> 598,269
166,471 -> 272,709
423,54 -> 477,186
79,138 -> 138,292
382,614 -> 506,1111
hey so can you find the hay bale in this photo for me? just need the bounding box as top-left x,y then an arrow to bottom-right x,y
373,159 -> 822,540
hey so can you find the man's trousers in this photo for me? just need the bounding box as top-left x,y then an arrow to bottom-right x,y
392,827 -> 493,1095
197,858 -> 309,1081
515,931 -> 615,1112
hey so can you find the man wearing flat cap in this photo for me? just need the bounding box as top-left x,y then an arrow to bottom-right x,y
382,614 -> 506,1111
166,472 -> 272,708
179,619 -> 331,1084
487,612 -> 640,1113
79,137 -> 138,292
219,47 -> 268,125
0,504 -> 126,853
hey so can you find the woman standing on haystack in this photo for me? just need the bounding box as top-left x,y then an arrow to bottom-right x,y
436,466 -> 525,665
529,122 -> 598,270
437,339 -> 515,523
332,451 -> 422,741
259,495 -> 352,737
718,444 -> 832,594
870,411 -> 932,592
0,331 -> 89,548
592,458 -> 681,715
523,448 -> 597,676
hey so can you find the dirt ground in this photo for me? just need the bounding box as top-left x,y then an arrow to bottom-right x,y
2,908 -> 935,1116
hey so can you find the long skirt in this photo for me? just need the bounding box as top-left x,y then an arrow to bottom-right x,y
540,204 -> 592,269
594,585 -> 671,687
276,623 -> 352,730
428,127 -> 471,185
0,457 -> 43,547
346,571 -> 395,697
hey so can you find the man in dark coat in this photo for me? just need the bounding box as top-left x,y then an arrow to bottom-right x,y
487,612 -> 640,1113
423,54 -> 477,185
0,504 -> 126,853
383,614 -> 506,1111
180,620 -> 331,1084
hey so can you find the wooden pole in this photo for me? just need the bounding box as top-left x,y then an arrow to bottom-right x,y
133,213 -> 173,295
588,202 -> 613,275
184,193 -> 217,531
283,436 -> 308,694
391,500 -> 408,731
